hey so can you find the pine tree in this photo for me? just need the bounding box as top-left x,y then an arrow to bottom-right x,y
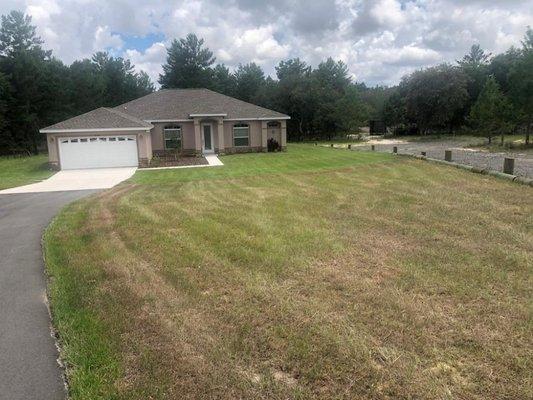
159,34 -> 215,88
469,76 -> 513,144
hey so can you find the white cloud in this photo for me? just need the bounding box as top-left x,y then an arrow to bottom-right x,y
232,26 -> 290,64
94,25 -> 123,52
125,42 -> 166,84
0,0 -> 531,86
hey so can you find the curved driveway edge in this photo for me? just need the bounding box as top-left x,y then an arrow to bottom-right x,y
0,190 -> 97,399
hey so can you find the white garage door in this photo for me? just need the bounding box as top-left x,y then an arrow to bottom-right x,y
58,135 -> 139,170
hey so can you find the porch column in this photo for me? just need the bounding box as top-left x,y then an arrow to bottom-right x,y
261,121 -> 268,152
281,120 -> 287,149
217,117 -> 225,154
194,118 -> 202,155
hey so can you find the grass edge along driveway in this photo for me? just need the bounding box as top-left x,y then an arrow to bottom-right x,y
0,154 -> 55,190
44,145 -> 532,399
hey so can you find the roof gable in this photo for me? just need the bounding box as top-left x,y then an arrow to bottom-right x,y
41,107 -> 153,132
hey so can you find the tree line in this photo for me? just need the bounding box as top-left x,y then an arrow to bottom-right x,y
381,30 -> 533,145
158,33 -> 374,141
1,9 -> 532,155
0,11 -> 154,154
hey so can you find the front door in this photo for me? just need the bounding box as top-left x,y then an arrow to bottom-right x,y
202,123 -> 213,153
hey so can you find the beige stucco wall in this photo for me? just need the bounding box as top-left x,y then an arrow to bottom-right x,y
46,117 -> 288,167
151,121 -> 196,152
223,120 -> 263,152
46,129 -> 151,167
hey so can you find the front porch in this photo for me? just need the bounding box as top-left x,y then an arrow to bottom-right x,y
148,117 -> 287,162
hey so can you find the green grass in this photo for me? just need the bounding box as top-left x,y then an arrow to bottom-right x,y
132,144 -> 393,184
0,154 -> 55,190
45,144 -> 533,399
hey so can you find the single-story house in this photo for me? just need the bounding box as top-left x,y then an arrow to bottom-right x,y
40,88 -> 290,170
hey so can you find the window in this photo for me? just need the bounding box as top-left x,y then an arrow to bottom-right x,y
80,138 -> 88,142
109,137 -> 116,141
233,124 -> 249,147
118,137 -> 126,141
99,137 -> 107,142
164,125 -> 182,149
89,138 -> 97,142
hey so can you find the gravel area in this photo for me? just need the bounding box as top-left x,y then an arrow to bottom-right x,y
352,140 -> 533,178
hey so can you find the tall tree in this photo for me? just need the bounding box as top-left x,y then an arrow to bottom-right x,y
313,58 -> 351,93
210,64 -> 235,96
521,26 -> 533,53
312,58 -> 352,137
0,10 -> 154,154
469,76 -> 513,144
275,58 -> 314,138
0,11 -> 50,153
234,62 -> 265,103
404,64 -> 469,134
92,51 -> 153,106
488,47 -> 521,93
457,44 -> 492,123
358,84 -> 394,120
381,88 -> 406,132
333,85 -> 368,134
509,27 -> 533,144
0,10 -> 44,56
457,44 -> 492,68
159,34 -> 215,88
135,71 -> 155,95
68,59 -> 105,113
0,71 -> 12,149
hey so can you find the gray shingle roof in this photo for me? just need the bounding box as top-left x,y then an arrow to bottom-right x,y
41,107 -> 153,131
114,88 -> 289,120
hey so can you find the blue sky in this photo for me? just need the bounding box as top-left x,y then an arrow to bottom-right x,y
1,0 -> 532,86
120,33 -> 165,53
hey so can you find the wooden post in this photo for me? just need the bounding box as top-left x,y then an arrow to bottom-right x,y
445,150 -> 452,162
393,146 -> 397,154
371,145 -> 375,151
348,144 -> 351,150
503,157 -> 515,175
421,151 -> 426,156
330,143 -> 334,148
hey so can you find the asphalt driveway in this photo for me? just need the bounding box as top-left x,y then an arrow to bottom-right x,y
0,190 -> 98,399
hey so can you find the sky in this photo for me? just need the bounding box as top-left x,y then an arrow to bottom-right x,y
1,0 -> 532,87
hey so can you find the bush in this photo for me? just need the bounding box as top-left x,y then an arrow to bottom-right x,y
149,156 -> 161,167
267,138 -> 281,152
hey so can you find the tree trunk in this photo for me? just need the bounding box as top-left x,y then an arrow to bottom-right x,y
501,134 -> 504,146
488,136 -> 492,144
526,118 -> 531,145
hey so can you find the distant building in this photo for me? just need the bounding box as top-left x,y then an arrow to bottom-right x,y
369,120 -> 386,135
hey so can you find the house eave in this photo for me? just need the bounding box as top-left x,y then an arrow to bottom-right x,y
189,113 -> 228,118
225,116 -> 291,121
40,126 -> 153,134
144,119 -> 191,123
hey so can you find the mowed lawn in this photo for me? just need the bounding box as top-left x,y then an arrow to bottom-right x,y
0,154 -> 55,190
45,145 -> 532,399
